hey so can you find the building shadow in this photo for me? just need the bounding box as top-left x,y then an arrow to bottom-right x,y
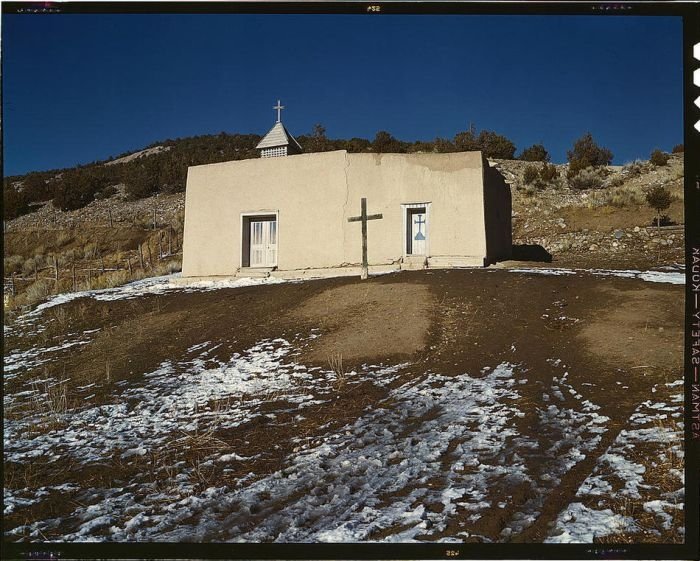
511,244 -> 553,263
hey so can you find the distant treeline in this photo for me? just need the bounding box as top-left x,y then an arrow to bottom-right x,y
2,124 -> 681,220
2,125 -> 533,220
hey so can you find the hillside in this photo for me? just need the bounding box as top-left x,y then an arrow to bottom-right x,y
3,268 -> 684,543
3,147 -> 685,315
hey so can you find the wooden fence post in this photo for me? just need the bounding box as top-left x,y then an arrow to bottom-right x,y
108,209 -> 113,228
126,257 -> 132,276
72,263 -> 77,292
158,231 -> 164,260
168,226 -> 173,256
53,256 -> 59,290
147,242 -> 153,269
153,208 -> 156,231
138,244 -> 144,270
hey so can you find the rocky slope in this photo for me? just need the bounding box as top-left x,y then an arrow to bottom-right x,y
490,153 -> 684,269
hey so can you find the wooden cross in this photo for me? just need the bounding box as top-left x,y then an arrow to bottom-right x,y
347,198 -> 383,280
274,100 -> 284,123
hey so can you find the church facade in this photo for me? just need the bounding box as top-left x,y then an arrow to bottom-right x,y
181,105 -> 512,278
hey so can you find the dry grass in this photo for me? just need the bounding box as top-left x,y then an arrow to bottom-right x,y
594,417 -> 683,544
328,351 -> 347,389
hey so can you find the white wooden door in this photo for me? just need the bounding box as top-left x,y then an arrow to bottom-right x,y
250,219 -> 277,267
410,210 -> 427,255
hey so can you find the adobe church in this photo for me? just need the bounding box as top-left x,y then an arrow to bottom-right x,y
182,101 -> 512,278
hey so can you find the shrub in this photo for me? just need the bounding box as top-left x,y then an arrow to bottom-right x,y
432,137 -> 454,153
523,165 -> 539,185
539,162 -> 559,182
521,185 -> 537,197
22,257 -> 38,277
623,160 -> 645,177
645,185 -> 672,226
650,149 -> 669,167
566,133 -> 613,179
519,144 -> 550,162
372,131 -> 405,153
24,280 -> 51,307
453,128 -> 517,158
454,129 -> 480,152
477,130 -> 516,159
568,167 -> 604,190
4,255 -> 25,275
604,175 -> 625,189
671,144 -> 684,153
3,185 -> 30,220
95,185 -> 118,200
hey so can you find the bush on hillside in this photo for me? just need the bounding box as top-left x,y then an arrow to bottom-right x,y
623,160 -> 645,178
372,131 -> 406,153
672,144 -> 684,153
568,167 -> 604,190
305,124 -> 332,153
3,185 -> 30,220
566,133 -> 613,179
453,127 -> 480,152
523,165 -> 539,185
645,185 -> 672,226
22,173 -> 54,202
4,255 -> 25,275
477,130 -> 517,159
344,137 -> 372,153
94,185 -> 118,200
519,143 -> 550,162
52,170 -> 109,211
650,149 -> 669,167
434,137 -> 456,153
539,162 -> 559,182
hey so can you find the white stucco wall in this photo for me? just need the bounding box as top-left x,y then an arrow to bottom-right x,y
181,150 -> 490,277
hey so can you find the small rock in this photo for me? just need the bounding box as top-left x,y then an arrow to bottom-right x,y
589,244 -> 598,251
614,230 -> 624,240
633,226 -> 640,233
612,241 -> 619,248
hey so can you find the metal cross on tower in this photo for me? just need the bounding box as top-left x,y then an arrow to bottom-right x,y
274,100 -> 284,123
347,198 -> 383,280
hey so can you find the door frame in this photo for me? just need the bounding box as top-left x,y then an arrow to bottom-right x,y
402,202 -> 431,257
240,210 -> 279,268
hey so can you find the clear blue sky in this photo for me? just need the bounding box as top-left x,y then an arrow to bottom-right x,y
2,13 -> 682,175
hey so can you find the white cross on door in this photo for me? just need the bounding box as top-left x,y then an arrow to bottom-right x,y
410,210 -> 426,255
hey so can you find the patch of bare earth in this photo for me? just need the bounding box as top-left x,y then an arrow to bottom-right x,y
289,282 -> 433,364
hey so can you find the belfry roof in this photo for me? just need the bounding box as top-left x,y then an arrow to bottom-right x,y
256,121 -> 303,152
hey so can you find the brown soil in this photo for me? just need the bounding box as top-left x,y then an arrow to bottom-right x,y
559,200 -> 684,233
3,269 -> 684,542
289,282 -> 433,363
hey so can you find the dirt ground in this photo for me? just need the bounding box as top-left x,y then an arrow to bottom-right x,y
3,269 -> 684,542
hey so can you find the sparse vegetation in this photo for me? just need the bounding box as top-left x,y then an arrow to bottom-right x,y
568,167 -> 605,190
519,143 -> 550,162
539,162 -> 559,183
566,133 -> 613,179
327,352 -> 347,389
671,144 -> 683,153
523,165 -> 539,185
646,185 -> 672,227
650,149 -> 669,167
